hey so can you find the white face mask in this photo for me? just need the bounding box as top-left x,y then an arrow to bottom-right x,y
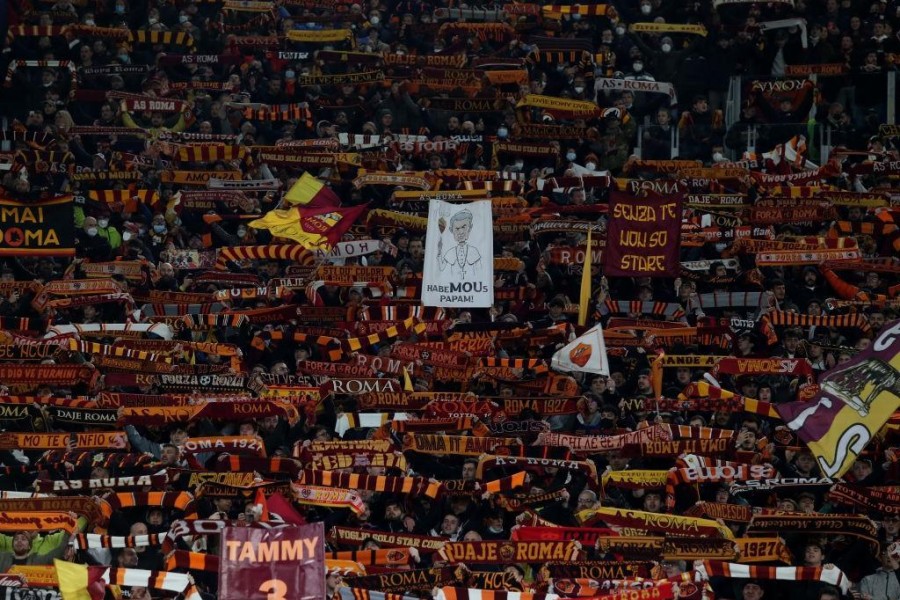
497,127 -> 508,138
585,162 -> 597,171
86,227 -> 98,237
179,15 -> 189,23
153,224 -> 167,234
566,151 -> 577,161
712,152 -> 725,162
574,86 -> 585,93
661,43 -> 672,53
370,16 -> 379,25
237,228 -> 247,237
615,26 -> 626,36
633,62 -> 643,72
98,219 -> 109,229
641,4 -> 651,14
514,161 -> 524,170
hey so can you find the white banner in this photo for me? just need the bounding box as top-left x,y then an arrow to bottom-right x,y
422,200 -> 494,307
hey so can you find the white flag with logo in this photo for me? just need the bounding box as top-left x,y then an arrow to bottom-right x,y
422,199 -> 494,307
551,324 -> 610,375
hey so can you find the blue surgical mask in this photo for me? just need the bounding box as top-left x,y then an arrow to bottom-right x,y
153,224 -> 167,234
497,127 -> 508,139
115,4 -> 125,13
566,151 -> 577,161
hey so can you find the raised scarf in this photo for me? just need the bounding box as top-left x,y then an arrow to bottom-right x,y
331,527 -> 448,553
437,541 -> 580,564
747,513 -> 879,553
827,483 -> 900,516
532,426 -> 670,453
295,469 -> 442,498
344,568 -> 464,593
695,562 -> 850,594
578,507 -> 733,539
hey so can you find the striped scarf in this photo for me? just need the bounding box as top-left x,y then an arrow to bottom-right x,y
760,309 -> 871,340
68,339 -> 172,363
215,244 -> 316,270
129,30 -> 194,47
101,567 -> 200,600
599,300 -> 686,320
340,316 -> 426,356
176,144 -> 250,164
72,533 -> 166,550
4,60 -> 78,99
175,313 -> 248,330
295,468 -> 442,498
242,103 -> 313,126
101,492 -> 196,518
695,562 -> 850,594
692,291 -> 766,310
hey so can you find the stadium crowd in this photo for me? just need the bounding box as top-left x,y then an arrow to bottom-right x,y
0,0 -> 899,598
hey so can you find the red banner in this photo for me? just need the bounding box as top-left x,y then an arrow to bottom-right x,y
605,188 -> 682,277
218,523 -> 325,600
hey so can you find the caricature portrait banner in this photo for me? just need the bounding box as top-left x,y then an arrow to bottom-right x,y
423,200 -> 494,307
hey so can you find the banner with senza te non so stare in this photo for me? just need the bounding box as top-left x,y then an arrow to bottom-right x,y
0,196 -> 75,257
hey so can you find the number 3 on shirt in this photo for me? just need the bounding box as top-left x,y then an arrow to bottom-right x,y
259,579 -> 287,600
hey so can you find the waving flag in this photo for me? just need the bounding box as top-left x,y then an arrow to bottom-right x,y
776,319 -> 900,477
551,323 -> 609,376
249,203 -> 367,251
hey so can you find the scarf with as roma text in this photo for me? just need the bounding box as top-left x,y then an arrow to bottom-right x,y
33,474 -> 167,494
165,550 -> 219,573
476,454 -> 598,485
578,507 -> 734,539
